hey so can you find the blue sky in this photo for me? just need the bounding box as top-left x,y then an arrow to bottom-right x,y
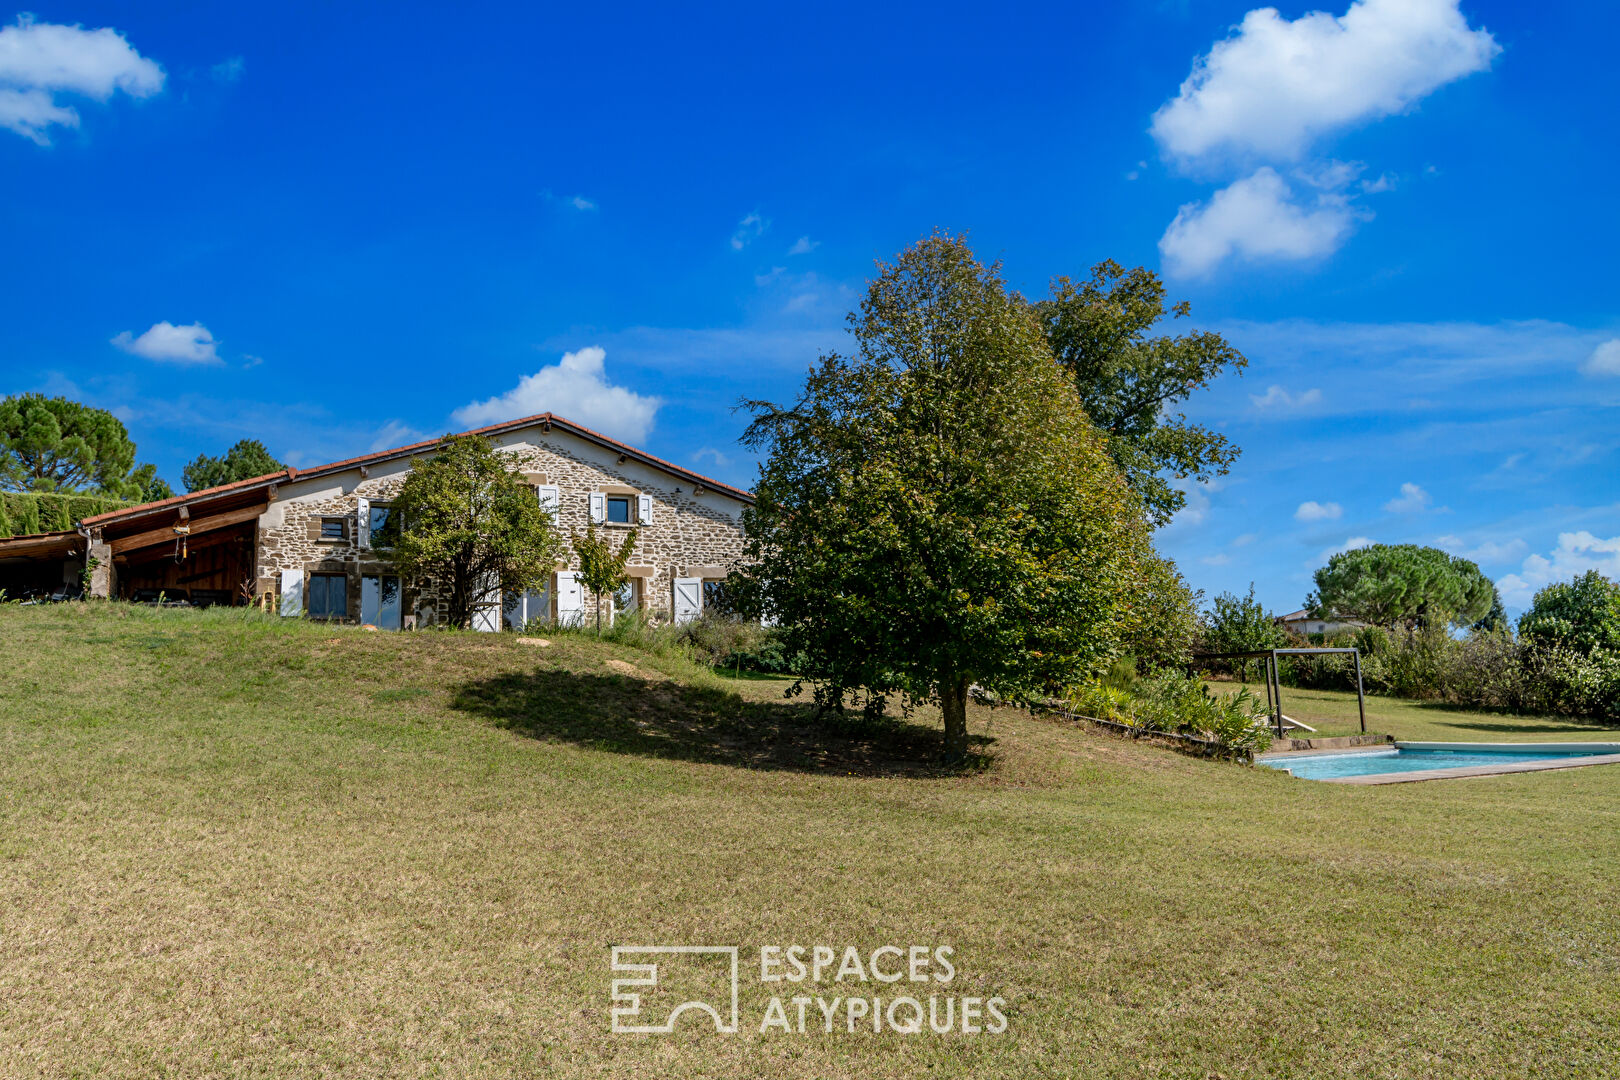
3,1 -> 1617,617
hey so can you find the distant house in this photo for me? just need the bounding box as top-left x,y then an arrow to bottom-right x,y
1276,609 -> 1364,638
1,412 -> 750,628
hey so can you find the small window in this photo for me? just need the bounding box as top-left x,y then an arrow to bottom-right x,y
702,579 -> 729,614
605,496 -> 632,524
308,573 -> 348,618
613,580 -> 636,612
320,517 -> 347,541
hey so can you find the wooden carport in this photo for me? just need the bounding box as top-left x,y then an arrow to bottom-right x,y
0,529 -> 84,599
81,474 -> 283,605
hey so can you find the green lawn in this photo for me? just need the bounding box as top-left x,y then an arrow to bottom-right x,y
1209,679 -> 1620,742
4,604 -> 1620,1078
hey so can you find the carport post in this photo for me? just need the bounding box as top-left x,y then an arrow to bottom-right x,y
1353,649 -> 1367,735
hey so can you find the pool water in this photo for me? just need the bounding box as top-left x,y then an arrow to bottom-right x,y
1260,747 -> 1617,781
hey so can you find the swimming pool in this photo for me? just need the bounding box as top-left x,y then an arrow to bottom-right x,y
1258,743 -> 1620,782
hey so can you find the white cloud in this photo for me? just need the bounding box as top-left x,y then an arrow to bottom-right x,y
1383,482 -> 1431,513
1498,532 -> 1620,607
0,15 -> 165,144
1295,500 -> 1343,522
1166,478 -> 1212,529
692,446 -> 731,468
1320,535 -> 1373,562
1150,0 -> 1498,166
110,321 -> 221,365
369,420 -> 428,453
452,346 -> 661,444
1437,534 -> 1527,566
730,212 -> 768,250
1232,532 -> 1260,547
787,236 -> 819,256
1159,168 -> 1358,277
1581,339 -> 1620,377
1201,552 -> 1232,566
569,195 -> 596,211
211,56 -> 244,83
1250,384 -> 1322,410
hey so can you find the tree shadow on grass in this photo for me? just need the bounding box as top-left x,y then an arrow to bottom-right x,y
450,667 -> 993,778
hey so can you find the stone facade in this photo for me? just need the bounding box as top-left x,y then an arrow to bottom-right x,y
252,423 -> 750,627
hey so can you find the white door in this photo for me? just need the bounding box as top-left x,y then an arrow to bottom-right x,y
672,577 -> 702,625
556,571 -> 585,628
471,572 -> 501,632
278,569 -> 304,617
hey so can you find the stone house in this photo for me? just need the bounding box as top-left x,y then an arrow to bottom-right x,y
67,413 -> 752,628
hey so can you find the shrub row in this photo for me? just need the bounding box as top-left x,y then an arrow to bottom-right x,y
0,492 -> 131,538
1278,627 -> 1620,724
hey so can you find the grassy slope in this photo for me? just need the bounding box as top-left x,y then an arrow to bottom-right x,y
2,605 -> 1618,1079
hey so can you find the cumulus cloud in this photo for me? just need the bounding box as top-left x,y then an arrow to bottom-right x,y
1383,482 -> 1431,513
1159,168 -> 1358,277
111,321 -> 221,365
452,346 -> 661,444
1295,500 -> 1343,522
1150,0 -> 1498,166
1582,339 -> 1620,377
0,15 -> 165,144
1498,532 -> 1620,608
1250,384 -> 1322,410
730,212 -> 768,250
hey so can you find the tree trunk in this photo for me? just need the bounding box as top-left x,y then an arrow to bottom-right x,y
939,674 -> 970,761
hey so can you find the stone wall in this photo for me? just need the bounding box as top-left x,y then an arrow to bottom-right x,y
253,427 -> 750,626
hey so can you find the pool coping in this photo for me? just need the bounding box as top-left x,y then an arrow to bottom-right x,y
1285,741 -> 1620,785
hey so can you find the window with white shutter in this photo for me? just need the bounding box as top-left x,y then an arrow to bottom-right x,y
637,494 -> 653,525
588,492 -> 606,524
536,484 -> 560,520
356,496 -> 371,549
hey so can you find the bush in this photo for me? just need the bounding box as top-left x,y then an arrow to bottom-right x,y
675,612 -> 768,669
1073,670 -> 1271,752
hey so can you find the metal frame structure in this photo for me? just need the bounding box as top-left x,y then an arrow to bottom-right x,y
1194,647 -> 1366,737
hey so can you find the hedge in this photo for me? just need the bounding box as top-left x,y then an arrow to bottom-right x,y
0,492 -> 133,538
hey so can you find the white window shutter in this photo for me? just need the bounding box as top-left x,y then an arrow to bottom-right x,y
589,492 -> 606,524
556,571 -> 585,627
356,496 -> 370,549
536,484 -> 561,520
637,494 -> 653,525
278,569 -> 304,617
672,577 -> 702,625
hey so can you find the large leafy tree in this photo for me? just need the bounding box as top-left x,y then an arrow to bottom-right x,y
1309,544 -> 1495,632
389,435 -> 566,629
1034,260 -> 1246,527
182,439 -> 285,492
1519,571 -> 1620,655
735,234 -> 1161,759
0,393 -> 167,499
